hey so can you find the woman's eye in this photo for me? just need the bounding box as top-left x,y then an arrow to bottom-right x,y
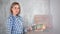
14,7 -> 19,9
15,7 -> 16,9
18,8 -> 19,9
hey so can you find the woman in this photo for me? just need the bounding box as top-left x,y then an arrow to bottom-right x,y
6,2 -> 25,34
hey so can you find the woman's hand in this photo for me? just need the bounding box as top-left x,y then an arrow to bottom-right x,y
27,26 -> 32,31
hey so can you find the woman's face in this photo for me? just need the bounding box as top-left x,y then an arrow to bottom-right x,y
12,5 -> 20,16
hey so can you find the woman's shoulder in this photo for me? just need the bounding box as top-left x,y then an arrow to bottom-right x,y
8,15 -> 12,19
18,16 -> 23,19
18,16 -> 24,22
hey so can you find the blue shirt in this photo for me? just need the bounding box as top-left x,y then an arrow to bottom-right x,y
6,15 -> 25,34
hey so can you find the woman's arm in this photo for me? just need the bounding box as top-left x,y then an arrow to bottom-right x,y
6,17 -> 12,34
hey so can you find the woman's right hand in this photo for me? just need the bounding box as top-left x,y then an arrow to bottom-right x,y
27,26 -> 32,31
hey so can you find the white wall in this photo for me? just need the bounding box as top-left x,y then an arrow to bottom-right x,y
20,0 -> 50,26
50,0 -> 60,34
0,0 -> 10,34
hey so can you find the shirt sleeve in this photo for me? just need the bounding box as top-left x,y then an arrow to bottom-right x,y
21,18 -> 27,33
6,17 -> 12,34
19,16 -> 27,33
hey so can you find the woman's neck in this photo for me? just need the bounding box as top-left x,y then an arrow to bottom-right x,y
13,14 -> 16,16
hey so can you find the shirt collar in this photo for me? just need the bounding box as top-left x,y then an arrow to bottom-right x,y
10,14 -> 18,18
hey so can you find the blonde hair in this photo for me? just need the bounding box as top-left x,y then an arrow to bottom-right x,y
10,2 -> 21,16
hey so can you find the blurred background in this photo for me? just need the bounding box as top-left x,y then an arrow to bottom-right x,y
0,0 -> 60,34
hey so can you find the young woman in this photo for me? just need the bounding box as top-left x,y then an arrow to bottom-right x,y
6,2 -> 25,34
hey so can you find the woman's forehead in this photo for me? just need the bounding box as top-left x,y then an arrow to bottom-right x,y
13,5 -> 19,8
